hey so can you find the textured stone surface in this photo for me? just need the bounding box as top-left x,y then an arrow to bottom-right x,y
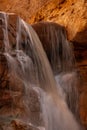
30,0 -> 87,127
29,0 -> 87,45
32,21 -> 87,128
0,0 -> 53,22
0,0 -> 87,127
0,0 -> 87,44
32,22 -> 75,74
0,13 -> 43,130
31,21 -> 85,125
0,119 -> 41,130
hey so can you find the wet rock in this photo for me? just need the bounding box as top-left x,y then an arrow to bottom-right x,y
29,1 -> 87,127
0,9 -> 87,128
32,20 -> 87,128
32,22 -> 75,74
32,22 -> 80,122
0,12 -> 43,129
0,119 -> 41,130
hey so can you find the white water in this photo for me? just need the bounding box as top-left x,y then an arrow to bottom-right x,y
0,12 -> 81,130
55,72 -> 79,120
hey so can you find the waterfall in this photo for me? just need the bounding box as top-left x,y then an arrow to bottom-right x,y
32,22 -> 80,120
32,22 -> 75,74
0,12 -> 81,130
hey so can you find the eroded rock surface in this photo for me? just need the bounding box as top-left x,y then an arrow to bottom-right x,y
29,0 -> 87,127
0,0 -> 87,125
0,12 -> 43,130
29,0 -> 87,45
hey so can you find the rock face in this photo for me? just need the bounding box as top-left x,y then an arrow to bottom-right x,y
29,0 -> 87,44
0,12 -> 83,130
0,119 -> 40,130
29,0 -> 87,128
32,22 -> 75,74
0,0 -> 87,128
0,0 -> 52,22
32,22 -> 81,122
0,12 -> 44,130
0,0 -> 87,44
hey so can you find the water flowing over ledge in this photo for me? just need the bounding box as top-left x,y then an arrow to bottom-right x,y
0,12 -> 82,130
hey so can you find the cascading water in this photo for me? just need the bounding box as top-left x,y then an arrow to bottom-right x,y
32,22 -> 80,120
0,12 -> 81,130
32,22 -> 75,74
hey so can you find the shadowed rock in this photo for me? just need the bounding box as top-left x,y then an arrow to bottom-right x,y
32,22 -> 80,120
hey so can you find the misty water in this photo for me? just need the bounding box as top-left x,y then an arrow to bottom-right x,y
0,12 -> 81,130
